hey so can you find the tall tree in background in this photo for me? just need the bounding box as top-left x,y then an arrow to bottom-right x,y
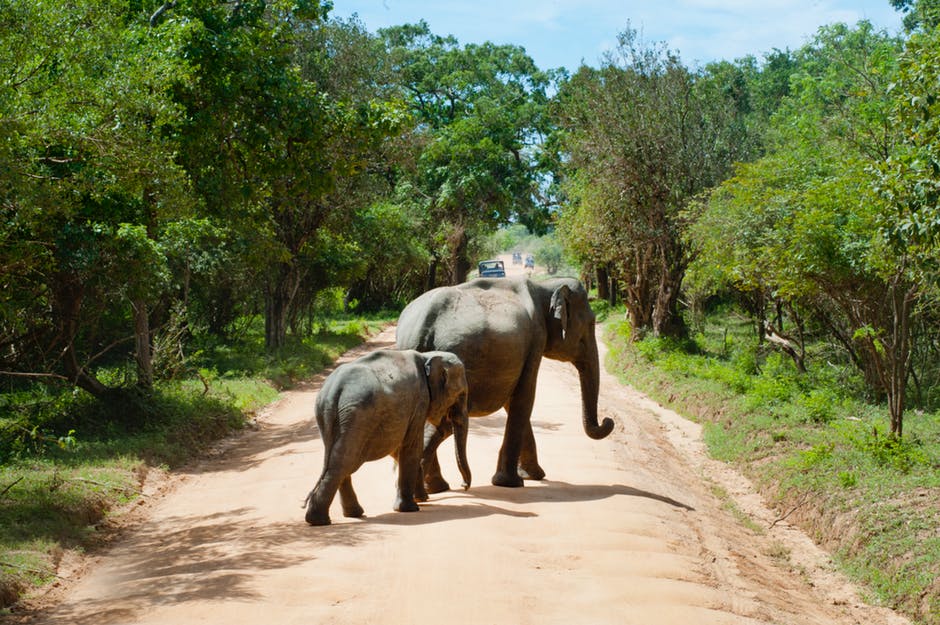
553,28 -> 756,338
875,22 -> 940,434
379,22 -> 553,287
889,0 -> 940,31
166,2 -> 404,350
290,16 -> 421,314
691,22 -> 917,435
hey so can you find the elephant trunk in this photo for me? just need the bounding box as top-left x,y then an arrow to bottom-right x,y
452,395 -> 471,489
578,329 -> 614,440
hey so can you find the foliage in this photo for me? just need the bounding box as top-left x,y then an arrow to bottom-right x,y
605,307 -> 940,624
552,27 -> 763,338
889,0 -> 940,31
688,21 -> 928,436
0,0 -> 195,395
378,21 -> 554,286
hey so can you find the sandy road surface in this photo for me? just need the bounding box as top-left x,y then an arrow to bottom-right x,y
15,320 -> 912,625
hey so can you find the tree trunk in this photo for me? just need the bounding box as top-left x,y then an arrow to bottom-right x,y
426,256 -> 439,292
265,286 -> 289,352
133,298 -> 153,389
134,189 -> 158,389
651,269 -> 687,339
264,262 -> 303,351
887,282 -> 914,437
595,265 -> 610,302
52,274 -> 110,398
449,228 -> 470,285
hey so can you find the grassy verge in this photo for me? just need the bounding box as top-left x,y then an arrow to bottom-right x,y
0,314 -> 392,611
601,310 -> 940,625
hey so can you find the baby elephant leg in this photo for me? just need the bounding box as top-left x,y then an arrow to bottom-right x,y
338,476 -> 364,518
422,420 -> 452,494
305,471 -> 341,526
394,436 -> 422,513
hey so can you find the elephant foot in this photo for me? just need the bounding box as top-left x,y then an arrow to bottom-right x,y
394,498 -> 420,513
424,474 -> 451,494
342,503 -> 365,518
491,470 -> 524,488
305,509 -> 331,526
518,464 -> 546,481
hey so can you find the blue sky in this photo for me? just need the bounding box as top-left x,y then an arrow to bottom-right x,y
330,1 -> 903,70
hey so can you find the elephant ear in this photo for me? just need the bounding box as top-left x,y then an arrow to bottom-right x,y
550,284 -> 571,340
425,355 -> 448,398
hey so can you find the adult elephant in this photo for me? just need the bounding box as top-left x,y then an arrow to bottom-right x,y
396,277 -> 614,490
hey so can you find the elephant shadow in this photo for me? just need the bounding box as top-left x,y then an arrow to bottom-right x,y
355,480 -> 694,527
358,498 -> 538,526
439,480 -> 695,511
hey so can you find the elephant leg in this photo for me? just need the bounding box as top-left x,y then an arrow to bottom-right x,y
493,363 -> 539,488
414,464 -> 428,502
305,470 -> 342,526
491,381 -> 535,488
518,421 -> 546,481
421,421 -> 451,494
338,476 -> 364,518
394,429 -> 422,513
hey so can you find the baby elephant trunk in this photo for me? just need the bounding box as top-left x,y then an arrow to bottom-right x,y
421,395 -> 471,490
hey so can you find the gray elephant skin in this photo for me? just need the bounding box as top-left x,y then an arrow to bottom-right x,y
396,277 -> 615,491
304,349 -> 470,526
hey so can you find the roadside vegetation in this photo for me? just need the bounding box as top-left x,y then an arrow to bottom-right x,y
597,303 -> 940,624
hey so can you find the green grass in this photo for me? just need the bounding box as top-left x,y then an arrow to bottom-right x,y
0,313 -> 392,611
603,311 -> 940,625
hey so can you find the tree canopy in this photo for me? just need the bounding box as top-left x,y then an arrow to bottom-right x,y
2,0 -> 940,440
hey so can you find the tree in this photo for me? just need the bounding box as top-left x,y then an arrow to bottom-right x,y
379,22 -> 553,286
691,22 -> 919,436
0,0 -> 193,396
874,23 -> 940,434
889,0 -> 940,31
166,2 -> 404,350
553,28 -> 757,338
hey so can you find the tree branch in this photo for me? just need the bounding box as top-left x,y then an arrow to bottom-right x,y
0,371 -> 70,381
149,1 -> 177,27
0,477 -> 24,500
764,321 -> 807,373
0,559 -> 63,579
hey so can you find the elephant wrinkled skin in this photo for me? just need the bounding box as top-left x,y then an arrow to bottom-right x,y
396,277 -> 614,491
304,349 -> 470,526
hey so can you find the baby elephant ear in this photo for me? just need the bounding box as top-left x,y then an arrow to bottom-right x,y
550,284 -> 571,340
425,354 -> 448,393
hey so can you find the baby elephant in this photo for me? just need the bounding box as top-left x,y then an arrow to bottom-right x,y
304,349 -> 470,526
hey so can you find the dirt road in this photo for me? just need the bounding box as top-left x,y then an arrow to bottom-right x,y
17,318 -> 912,625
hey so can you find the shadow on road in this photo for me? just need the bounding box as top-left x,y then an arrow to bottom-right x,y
464,415 -> 567,438
37,507 -> 386,625
440,480 -> 694,511
361,500 -> 537,526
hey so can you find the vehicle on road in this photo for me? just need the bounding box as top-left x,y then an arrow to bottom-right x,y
524,254 -> 535,269
477,259 -> 506,278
